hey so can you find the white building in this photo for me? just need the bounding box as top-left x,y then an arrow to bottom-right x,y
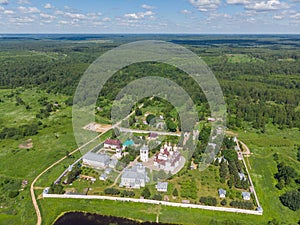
120,163 -> 149,189
238,172 -> 247,181
218,188 -> 226,198
156,182 -> 168,192
154,143 -> 182,173
82,152 -> 110,169
99,173 -> 107,181
108,158 -> 118,169
140,144 -> 149,162
242,191 -> 251,200
115,148 -> 123,159
104,139 -> 121,149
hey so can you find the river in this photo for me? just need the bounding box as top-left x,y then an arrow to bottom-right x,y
53,212 -> 179,225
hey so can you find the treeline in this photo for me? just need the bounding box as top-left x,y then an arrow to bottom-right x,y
0,177 -> 21,200
49,183 -> 64,194
0,123 -> 39,140
66,165 -> 81,184
0,95 -> 62,140
222,149 -> 249,190
279,190 -> 300,211
212,55 -> 300,78
273,157 -> 300,211
229,200 -> 254,210
1,40 -> 300,131
225,81 -> 300,131
274,162 -> 298,189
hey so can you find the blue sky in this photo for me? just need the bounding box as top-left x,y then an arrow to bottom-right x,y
0,0 -> 299,33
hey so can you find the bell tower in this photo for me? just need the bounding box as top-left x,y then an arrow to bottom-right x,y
140,144 -> 149,162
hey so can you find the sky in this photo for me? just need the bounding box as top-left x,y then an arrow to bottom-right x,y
0,0 -> 299,34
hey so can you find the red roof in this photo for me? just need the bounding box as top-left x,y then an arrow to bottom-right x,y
149,133 -> 158,138
104,139 -> 121,146
163,148 -> 170,156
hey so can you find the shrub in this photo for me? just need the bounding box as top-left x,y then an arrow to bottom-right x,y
8,190 -> 19,198
199,196 -> 218,206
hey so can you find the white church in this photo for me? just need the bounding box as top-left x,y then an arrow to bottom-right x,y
140,144 -> 149,162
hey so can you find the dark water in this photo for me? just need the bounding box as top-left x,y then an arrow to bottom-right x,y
53,212 -> 179,225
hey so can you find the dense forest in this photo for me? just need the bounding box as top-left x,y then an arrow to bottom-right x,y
1,35 -> 299,133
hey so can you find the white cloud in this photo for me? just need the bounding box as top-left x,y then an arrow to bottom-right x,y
54,10 -> 63,15
44,3 -> 53,9
227,0 -> 249,4
19,6 -> 40,13
40,13 -> 55,20
102,17 -> 111,22
124,10 -> 154,19
290,13 -> 300,19
10,16 -> 34,23
189,0 -> 221,11
58,20 -> 68,25
141,4 -> 155,10
0,6 -> 4,10
65,12 -> 85,19
246,0 -> 290,11
4,10 -> 14,14
93,21 -> 103,26
273,15 -> 284,19
0,0 -> 8,5
18,0 -> 30,4
180,9 -> 192,14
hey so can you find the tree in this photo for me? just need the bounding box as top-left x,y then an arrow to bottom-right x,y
8,190 -> 19,198
65,97 -> 73,106
135,108 -> 142,116
173,188 -> 178,197
220,199 -> 227,206
279,190 -> 300,211
49,183 -> 64,194
275,163 -> 298,187
141,187 -> 151,199
273,153 -> 279,161
222,149 -> 238,162
229,200 -> 254,209
104,188 -> 120,195
152,194 -> 162,201
219,159 -> 229,182
146,114 -> 156,125
66,166 -> 81,184
166,119 -> 177,132
121,190 -> 135,197
199,196 -> 218,206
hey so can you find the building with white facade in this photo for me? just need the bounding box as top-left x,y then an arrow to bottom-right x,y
154,143 -> 182,173
242,191 -> 251,200
218,188 -> 226,198
120,163 -> 149,189
156,182 -> 168,192
140,144 -> 149,162
82,152 -> 110,169
104,139 -> 121,149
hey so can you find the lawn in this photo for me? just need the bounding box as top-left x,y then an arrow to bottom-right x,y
237,124 -> 300,224
0,88 -> 78,224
